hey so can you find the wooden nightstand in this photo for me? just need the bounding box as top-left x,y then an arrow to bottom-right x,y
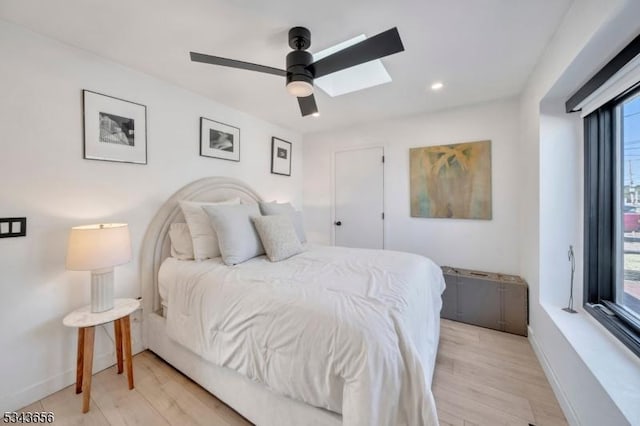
62,298 -> 140,413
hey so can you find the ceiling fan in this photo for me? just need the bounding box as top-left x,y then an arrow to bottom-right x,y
190,26 -> 405,117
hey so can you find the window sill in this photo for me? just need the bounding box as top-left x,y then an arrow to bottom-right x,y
585,303 -> 640,357
541,303 -> 640,424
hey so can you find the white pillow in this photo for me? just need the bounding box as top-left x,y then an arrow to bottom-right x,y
259,201 -> 294,215
291,211 -> 306,243
169,223 -> 194,260
202,203 -> 265,265
259,201 -> 307,243
179,198 -> 241,261
252,215 -> 303,262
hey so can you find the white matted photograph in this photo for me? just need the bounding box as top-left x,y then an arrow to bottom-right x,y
271,137 -> 292,176
200,117 -> 240,162
83,90 -> 147,164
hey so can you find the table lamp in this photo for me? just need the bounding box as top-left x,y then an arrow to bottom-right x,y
66,223 -> 132,313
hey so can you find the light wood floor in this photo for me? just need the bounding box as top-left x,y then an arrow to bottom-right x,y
21,319 -> 566,425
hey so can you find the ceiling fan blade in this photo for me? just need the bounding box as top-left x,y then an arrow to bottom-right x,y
298,94 -> 318,117
307,27 -> 404,79
190,52 -> 287,77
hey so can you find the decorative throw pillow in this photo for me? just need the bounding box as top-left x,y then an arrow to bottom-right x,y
259,201 -> 307,243
252,215 -> 303,262
168,223 -> 194,260
202,203 -> 265,265
179,198 -> 241,261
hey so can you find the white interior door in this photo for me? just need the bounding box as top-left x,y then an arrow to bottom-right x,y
334,147 -> 384,249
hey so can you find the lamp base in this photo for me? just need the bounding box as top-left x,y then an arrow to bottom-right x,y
562,307 -> 578,314
91,268 -> 114,313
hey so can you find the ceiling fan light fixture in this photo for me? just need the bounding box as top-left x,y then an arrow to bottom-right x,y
286,49 -> 314,98
287,80 -> 314,97
190,26 -> 404,117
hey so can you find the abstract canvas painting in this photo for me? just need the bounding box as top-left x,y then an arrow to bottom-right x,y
410,140 -> 492,219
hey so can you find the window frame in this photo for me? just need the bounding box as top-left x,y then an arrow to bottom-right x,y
584,85 -> 640,358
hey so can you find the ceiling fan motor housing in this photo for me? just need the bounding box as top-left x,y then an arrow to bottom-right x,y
286,27 -> 314,90
286,50 -> 313,87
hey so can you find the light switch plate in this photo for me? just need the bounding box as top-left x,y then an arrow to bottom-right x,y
0,218 -> 27,238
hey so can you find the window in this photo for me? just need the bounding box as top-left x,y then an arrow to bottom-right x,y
570,32 -> 640,357
584,86 -> 640,357
620,92 -> 640,318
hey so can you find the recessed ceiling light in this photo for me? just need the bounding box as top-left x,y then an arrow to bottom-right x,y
431,82 -> 444,91
312,112 -> 320,117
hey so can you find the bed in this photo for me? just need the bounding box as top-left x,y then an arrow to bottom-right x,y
140,177 -> 445,426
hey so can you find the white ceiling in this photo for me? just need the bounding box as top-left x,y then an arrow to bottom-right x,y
0,0 -> 572,134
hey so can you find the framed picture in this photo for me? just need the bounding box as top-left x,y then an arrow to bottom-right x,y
410,140 -> 492,219
271,137 -> 292,176
83,90 -> 147,164
200,117 -> 240,162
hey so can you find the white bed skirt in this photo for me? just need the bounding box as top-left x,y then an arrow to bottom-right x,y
145,312 -> 342,426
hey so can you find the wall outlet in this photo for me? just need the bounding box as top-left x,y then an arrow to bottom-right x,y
130,308 -> 143,323
129,314 -> 143,350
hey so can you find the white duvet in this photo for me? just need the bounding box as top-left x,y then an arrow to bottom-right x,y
162,244 -> 445,426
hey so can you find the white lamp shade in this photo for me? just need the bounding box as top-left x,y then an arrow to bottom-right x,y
66,223 -> 132,271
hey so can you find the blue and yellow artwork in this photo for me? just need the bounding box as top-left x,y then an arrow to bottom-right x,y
410,140 -> 492,219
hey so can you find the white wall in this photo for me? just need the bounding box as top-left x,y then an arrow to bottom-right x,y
303,99 -> 520,274
519,0 -> 640,424
0,20 -> 302,412
539,100 -> 583,307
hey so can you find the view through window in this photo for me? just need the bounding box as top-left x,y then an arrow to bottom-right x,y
621,92 -> 640,319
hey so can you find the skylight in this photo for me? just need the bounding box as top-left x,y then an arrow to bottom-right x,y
313,35 -> 392,97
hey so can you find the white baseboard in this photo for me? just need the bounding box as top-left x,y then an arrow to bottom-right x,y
528,326 -> 580,426
0,343 -> 144,413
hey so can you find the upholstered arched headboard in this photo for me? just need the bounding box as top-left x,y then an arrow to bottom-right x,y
140,177 -> 263,320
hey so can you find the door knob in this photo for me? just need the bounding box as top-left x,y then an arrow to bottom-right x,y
334,221 -> 342,226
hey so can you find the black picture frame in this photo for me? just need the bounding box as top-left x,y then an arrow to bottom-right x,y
199,117 -> 241,162
82,90 -> 147,164
271,137 -> 292,176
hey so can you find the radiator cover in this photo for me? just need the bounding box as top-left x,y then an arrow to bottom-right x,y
440,266 -> 528,336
